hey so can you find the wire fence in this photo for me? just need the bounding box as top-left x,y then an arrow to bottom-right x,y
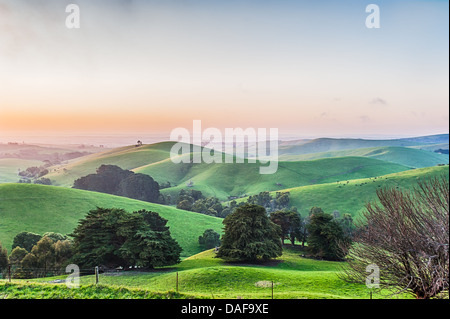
0,266 -> 283,298
1,265 -> 391,299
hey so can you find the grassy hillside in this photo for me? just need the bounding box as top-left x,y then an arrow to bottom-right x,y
265,165 -> 449,218
45,142 -> 176,187
139,156 -> 411,200
19,247 -> 410,299
0,158 -> 44,183
278,146 -> 449,168
0,183 -> 223,257
40,140 -> 413,200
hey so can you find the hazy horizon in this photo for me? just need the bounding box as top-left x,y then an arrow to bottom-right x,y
0,131 -> 448,148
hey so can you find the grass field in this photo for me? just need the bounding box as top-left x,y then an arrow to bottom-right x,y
0,183 -> 223,257
142,156 -> 411,201
1,246 -> 410,299
229,165 -> 449,218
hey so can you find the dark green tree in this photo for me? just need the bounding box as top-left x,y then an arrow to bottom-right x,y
306,210 -> 351,261
198,229 -> 221,249
12,231 -> 42,252
9,246 -> 28,268
70,208 -> 181,269
270,210 -> 305,246
217,204 -> 282,262
73,165 -> 160,203
269,211 -> 291,244
119,210 -> 182,268
0,242 -> 8,275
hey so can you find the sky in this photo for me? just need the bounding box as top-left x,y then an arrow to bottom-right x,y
0,0 -> 448,141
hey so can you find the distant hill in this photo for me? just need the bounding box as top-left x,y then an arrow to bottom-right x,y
42,141 -> 413,201
267,165 -> 449,219
279,146 -> 449,168
137,156 -> 411,201
0,183 -> 223,257
278,134 -> 449,156
397,133 -> 449,145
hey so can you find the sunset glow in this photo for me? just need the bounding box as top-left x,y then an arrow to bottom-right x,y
1,0 -> 448,139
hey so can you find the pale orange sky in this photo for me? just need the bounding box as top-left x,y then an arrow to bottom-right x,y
0,0 -> 448,138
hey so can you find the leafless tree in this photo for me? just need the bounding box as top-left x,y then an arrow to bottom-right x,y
340,175 -> 449,299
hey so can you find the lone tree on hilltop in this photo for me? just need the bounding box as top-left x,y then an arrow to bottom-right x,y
340,176 -> 449,299
217,204 -> 282,262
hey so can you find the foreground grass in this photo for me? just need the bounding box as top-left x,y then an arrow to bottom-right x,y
2,247 -> 411,299
0,183 -> 223,257
0,281 -> 191,299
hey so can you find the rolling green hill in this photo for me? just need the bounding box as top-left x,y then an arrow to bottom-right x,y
45,142 -> 176,187
40,141 -> 414,201
0,183 -> 223,257
263,165 -> 449,218
139,156 -> 411,201
278,146 -> 449,168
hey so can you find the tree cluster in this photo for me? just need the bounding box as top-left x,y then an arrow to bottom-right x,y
73,165 -> 161,203
175,189 -> 230,218
2,232 -> 73,278
70,208 -> 182,270
246,191 -> 295,213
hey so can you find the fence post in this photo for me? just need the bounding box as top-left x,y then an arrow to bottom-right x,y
95,266 -> 99,285
271,281 -> 274,299
176,272 -> 179,293
8,265 -> 11,283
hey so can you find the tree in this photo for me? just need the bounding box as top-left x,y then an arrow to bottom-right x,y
43,232 -> 68,243
286,211 -> 305,247
0,242 -> 8,275
341,176 -> 449,299
177,199 -> 193,211
337,213 -> 355,239
269,211 -> 291,244
117,173 -> 160,203
70,208 -> 181,269
73,165 -> 160,203
12,232 -> 42,252
119,210 -> 182,268
217,204 -> 282,262
9,246 -> 28,268
306,210 -> 350,261
198,229 -> 221,250
30,236 -> 56,274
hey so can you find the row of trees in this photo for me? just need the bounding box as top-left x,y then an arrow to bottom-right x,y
214,176 -> 449,299
1,232 -> 73,278
0,208 -> 184,278
215,204 -> 353,262
174,189 -> 296,219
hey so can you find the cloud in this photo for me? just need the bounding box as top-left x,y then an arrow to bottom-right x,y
369,97 -> 387,105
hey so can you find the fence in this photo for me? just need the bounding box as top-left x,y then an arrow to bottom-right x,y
1,266 -> 283,299
1,266 -> 387,299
